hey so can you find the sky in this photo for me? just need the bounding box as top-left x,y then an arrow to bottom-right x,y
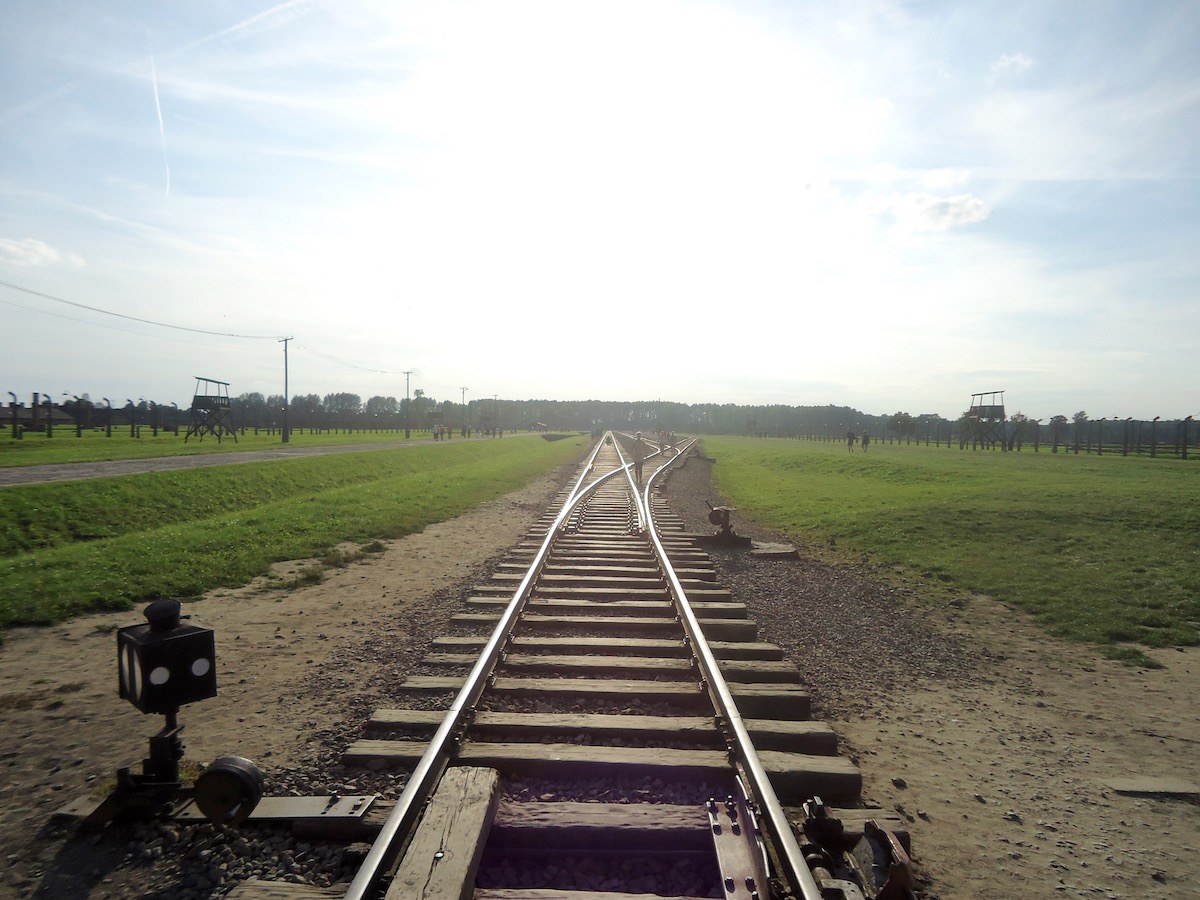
1,0 -> 1198,422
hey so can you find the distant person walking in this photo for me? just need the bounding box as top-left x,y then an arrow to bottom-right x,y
847,429 -> 856,452
632,432 -> 647,482
861,431 -> 870,452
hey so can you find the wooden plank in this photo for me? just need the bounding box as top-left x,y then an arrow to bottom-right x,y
466,597 -> 746,619
522,547 -> 654,559
514,565 -> 717,584
466,596 -> 671,610
364,709 -> 834,754
707,641 -> 783,661
367,710 -> 719,744
348,742 -> 860,805
367,707 -> 448,731
729,683 -> 811,720
351,741 -> 729,779
548,538 -> 651,549
538,565 -> 664,578
538,553 -> 711,566
393,676 -> 706,703
508,575 -> 713,591
449,613 -> 760,642
743,718 -> 838,754
476,891 -> 709,899
504,637 -> 780,661
424,657 -> 696,676
225,881 -> 342,899
474,890 -> 709,899
492,675 -> 701,699
433,635 -> 689,657
389,676 -> 809,718
702,618 -> 760,641
721,659 -> 801,684
494,654 -> 799,685
488,801 -> 710,851
499,654 -> 693,675
422,652 -> 797,685
424,653 -> 694,676
757,749 -> 861,804
386,766 -> 500,900
496,574 -> 668,590
662,567 -> 716,582
530,585 -> 734,602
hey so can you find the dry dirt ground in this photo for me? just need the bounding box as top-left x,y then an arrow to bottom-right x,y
1,450 -> 1197,899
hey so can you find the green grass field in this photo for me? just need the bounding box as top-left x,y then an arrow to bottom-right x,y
0,435 -> 587,634
6,430 -> 1196,665
702,436 -> 1199,664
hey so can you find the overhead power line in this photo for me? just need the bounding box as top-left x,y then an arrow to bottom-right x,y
296,343 -> 406,376
0,277 -> 280,339
1,276 -> 409,379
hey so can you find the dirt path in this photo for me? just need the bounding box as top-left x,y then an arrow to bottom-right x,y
840,596 -> 1200,900
0,439 -> 428,486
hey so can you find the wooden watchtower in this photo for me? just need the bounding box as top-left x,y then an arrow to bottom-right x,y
184,377 -> 237,443
966,390 -> 1006,449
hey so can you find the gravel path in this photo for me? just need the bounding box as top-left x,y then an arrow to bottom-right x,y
0,440 -> 429,486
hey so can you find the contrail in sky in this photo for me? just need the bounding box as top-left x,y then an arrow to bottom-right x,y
149,52 -> 170,199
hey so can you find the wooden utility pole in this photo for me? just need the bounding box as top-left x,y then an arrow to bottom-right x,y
280,337 -> 292,443
403,370 -> 413,438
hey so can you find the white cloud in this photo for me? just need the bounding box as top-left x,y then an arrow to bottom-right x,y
991,52 -> 1034,78
0,238 -> 85,267
882,192 -> 991,232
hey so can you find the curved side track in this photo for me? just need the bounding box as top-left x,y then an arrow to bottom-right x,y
231,434 -> 916,900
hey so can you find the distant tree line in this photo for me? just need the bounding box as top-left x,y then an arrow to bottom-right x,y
4,392 -> 1195,458
817,409 -> 1194,459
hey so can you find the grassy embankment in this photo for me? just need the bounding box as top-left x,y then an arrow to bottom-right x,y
0,427 -> 429,467
0,435 -> 587,634
702,436 -> 1199,665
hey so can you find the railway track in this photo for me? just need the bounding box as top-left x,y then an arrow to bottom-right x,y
233,433 -> 915,900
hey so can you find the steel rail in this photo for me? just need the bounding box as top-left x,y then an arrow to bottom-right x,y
612,430 -> 666,533
343,435 -> 632,900
640,446 -> 826,900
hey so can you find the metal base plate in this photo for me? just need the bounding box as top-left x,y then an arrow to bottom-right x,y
56,794 -> 376,824
175,795 -> 376,822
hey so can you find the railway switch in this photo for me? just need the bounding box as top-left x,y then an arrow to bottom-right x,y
702,500 -> 752,546
80,599 -> 265,830
798,798 -> 917,900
